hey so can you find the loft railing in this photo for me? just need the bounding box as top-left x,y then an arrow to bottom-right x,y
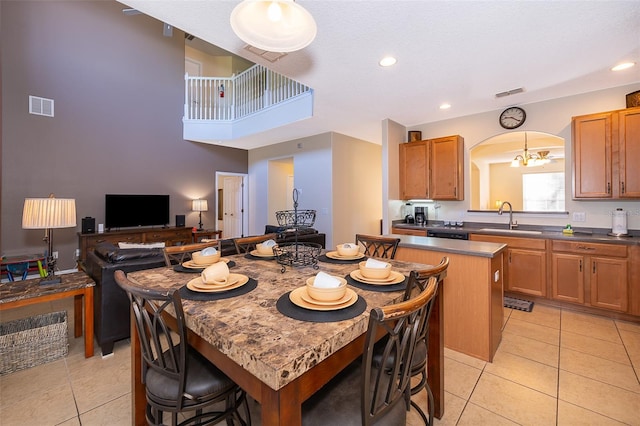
184,64 -> 312,122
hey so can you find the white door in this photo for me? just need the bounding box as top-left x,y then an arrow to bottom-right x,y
223,176 -> 244,238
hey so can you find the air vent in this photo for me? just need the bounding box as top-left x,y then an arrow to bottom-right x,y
243,45 -> 287,62
495,87 -> 525,98
29,95 -> 54,117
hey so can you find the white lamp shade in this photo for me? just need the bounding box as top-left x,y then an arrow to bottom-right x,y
192,199 -> 209,212
230,0 -> 317,53
22,197 -> 76,229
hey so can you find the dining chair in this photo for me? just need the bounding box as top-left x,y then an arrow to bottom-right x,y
232,233 -> 278,254
302,275 -> 439,426
162,241 -> 220,266
114,270 -> 251,426
355,234 -> 401,259
402,256 -> 449,425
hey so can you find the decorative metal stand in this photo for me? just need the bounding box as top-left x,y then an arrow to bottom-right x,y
273,189 -> 321,272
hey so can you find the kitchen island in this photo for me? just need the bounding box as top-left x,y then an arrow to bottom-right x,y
392,234 -> 507,362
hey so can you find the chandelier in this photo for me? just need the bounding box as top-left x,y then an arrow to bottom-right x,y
230,0 -> 317,53
510,133 -> 550,167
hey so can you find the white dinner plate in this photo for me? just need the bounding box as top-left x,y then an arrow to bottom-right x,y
325,251 -> 365,261
349,270 -> 405,285
289,287 -> 358,311
186,274 -> 248,292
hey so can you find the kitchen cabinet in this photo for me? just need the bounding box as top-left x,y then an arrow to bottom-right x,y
572,106 -> 640,199
551,240 -> 628,312
391,227 -> 427,236
399,135 -> 463,200
469,234 -> 547,297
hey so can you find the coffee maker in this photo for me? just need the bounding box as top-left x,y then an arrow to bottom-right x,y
414,207 -> 427,226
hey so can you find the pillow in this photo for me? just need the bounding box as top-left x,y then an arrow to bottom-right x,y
94,242 -> 164,263
118,242 -> 166,249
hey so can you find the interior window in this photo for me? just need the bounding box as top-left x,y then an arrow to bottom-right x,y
522,172 -> 565,211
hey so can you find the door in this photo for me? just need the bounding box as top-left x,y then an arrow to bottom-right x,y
572,112 -> 613,198
590,256 -> 628,312
223,176 -> 244,238
507,248 -> 546,297
618,108 -> 640,198
551,252 -> 585,304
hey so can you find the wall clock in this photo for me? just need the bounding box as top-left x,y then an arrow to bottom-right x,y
499,106 -> 526,129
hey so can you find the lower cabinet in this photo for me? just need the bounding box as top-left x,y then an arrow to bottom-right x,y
551,240 -> 628,312
391,227 -> 427,236
469,234 -> 547,297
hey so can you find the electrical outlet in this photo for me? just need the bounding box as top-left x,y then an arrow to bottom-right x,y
52,251 -> 59,259
494,270 -> 500,283
572,212 -> 586,222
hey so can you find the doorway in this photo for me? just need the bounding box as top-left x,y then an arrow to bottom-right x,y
216,172 -> 249,238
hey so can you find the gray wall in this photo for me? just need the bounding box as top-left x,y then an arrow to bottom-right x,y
1,1 -> 248,270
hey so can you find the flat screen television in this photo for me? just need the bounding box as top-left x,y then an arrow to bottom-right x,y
105,194 -> 170,230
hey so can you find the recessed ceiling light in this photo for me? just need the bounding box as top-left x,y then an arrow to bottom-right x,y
611,62 -> 636,71
439,103 -> 451,110
379,56 -> 397,67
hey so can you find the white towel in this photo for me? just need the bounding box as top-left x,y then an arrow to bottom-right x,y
342,243 -> 357,248
262,239 -> 277,247
365,258 -> 390,269
314,271 -> 341,288
201,247 -> 218,256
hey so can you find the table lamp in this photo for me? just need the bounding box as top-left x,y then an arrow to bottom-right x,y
22,194 -> 76,285
192,199 -> 208,231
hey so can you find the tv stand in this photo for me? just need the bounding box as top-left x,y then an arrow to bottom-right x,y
77,227 -> 192,263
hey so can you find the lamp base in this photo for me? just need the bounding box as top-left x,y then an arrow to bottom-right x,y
40,276 -> 62,286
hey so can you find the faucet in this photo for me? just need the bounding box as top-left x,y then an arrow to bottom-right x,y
498,201 -> 518,229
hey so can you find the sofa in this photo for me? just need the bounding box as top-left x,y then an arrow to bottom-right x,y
82,243 -> 166,355
83,229 -> 325,355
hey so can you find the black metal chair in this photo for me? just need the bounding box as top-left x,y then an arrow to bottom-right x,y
162,241 -> 220,266
114,270 -> 250,426
232,233 -> 278,254
355,234 -> 401,259
402,256 -> 449,425
302,275 -> 439,425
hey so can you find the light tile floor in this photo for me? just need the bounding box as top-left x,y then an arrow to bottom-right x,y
1,299 -> 639,425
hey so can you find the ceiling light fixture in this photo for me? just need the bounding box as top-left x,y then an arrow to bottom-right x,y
230,0 -> 317,53
611,62 -> 636,71
439,103 -> 451,110
379,56 -> 397,67
510,132 -> 548,167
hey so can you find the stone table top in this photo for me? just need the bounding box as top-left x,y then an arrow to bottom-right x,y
128,253 -> 433,391
0,270 -> 95,305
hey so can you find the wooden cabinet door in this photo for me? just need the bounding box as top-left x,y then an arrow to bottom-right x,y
399,141 -> 429,199
551,252 -> 585,304
572,112 -> 613,198
507,248 -> 546,297
430,135 -> 463,200
391,227 -> 427,236
590,256 -> 628,312
618,108 -> 640,198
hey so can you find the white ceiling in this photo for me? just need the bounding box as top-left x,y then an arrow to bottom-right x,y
118,0 -> 640,151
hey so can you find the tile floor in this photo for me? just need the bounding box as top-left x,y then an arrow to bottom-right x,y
1,299 -> 639,425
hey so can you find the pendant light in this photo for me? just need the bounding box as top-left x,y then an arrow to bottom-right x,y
230,0 -> 317,53
511,132 -> 540,167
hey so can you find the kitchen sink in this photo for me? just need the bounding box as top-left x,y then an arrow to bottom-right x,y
478,228 -> 543,235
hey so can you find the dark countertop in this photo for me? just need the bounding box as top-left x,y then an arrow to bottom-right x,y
392,221 -> 640,246
391,235 -> 507,258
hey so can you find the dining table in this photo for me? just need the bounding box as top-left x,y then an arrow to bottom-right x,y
127,250 -> 445,426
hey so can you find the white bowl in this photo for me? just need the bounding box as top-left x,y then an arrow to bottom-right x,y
358,261 -> 392,279
192,250 -> 221,265
256,243 -> 275,255
305,276 -> 347,302
336,244 -> 359,257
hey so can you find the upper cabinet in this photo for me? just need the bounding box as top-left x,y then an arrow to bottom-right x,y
399,135 -> 464,200
572,106 -> 640,199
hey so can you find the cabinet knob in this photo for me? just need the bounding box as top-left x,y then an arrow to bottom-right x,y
621,181 -> 625,194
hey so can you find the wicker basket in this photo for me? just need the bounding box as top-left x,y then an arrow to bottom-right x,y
0,311 -> 68,375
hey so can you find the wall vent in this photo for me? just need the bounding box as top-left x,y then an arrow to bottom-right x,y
495,87 -> 525,98
29,95 -> 54,117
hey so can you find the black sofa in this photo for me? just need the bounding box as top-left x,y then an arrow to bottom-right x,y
83,229 -> 326,355
82,243 -> 166,355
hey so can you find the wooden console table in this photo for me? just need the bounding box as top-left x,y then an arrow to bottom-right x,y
0,271 -> 95,358
78,227 -> 192,263
192,229 -> 222,243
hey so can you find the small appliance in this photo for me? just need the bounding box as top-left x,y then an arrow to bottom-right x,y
414,207 -> 427,226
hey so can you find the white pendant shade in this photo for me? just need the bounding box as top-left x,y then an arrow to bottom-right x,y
22,196 -> 76,229
230,0 -> 317,53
